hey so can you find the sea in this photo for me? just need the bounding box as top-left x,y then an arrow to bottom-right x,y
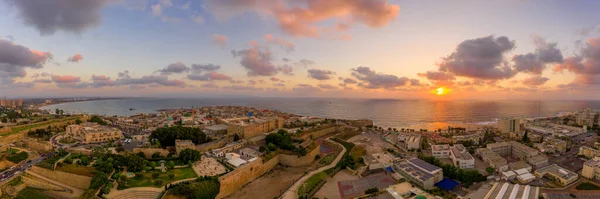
41,98 -> 600,131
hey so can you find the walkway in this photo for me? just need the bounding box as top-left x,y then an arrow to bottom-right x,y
25,170 -> 84,199
280,137 -> 347,199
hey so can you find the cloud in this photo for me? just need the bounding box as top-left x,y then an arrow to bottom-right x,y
278,65 -> 294,75
51,75 -> 80,83
0,39 -> 52,84
247,80 -> 258,85
67,53 -> 83,62
439,35 -> 516,80
91,74 -> 115,87
553,37 -> 600,85
293,84 -> 321,93
51,75 -> 90,88
269,77 -> 281,82
273,83 -> 285,87
343,78 -> 357,84
233,44 -> 279,76
160,15 -> 182,23
307,69 -> 335,80
512,35 -> 563,74
5,0 -> 114,35
152,4 -> 162,16
157,62 -> 190,75
202,83 -> 219,88
191,64 -> 221,74
294,59 -> 315,68
205,0 -> 400,37
522,75 -> 549,87
318,84 -> 337,90
212,34 -> 228,47
264,34 -> 294,52
282,57 -> 290,62
417,71 -> 455,82
33,79 -> 52,83
116,75 -> 186,87
223,85 -> 263,91
187,72 -> 232,81
351,66 -> 420,89
181,1 -> 191,9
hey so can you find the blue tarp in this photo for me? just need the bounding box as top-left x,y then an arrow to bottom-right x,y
385,166 -> 393,172
435,178 -> 459,191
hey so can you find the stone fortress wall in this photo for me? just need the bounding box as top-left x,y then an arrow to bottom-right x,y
279,145 -> 320,167
29,166 -> 92,190
132,148 -> 170,159
217,154 -> 280,199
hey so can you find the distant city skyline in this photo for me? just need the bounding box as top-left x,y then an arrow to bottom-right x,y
1,0 -> 600,100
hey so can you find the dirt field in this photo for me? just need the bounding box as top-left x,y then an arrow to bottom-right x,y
224,165 -> 310,199
348,132 -> 395,154
313,170 -> 359,199
0,159 -> 15,170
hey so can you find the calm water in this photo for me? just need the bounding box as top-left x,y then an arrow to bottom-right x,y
41,98 -> 600,130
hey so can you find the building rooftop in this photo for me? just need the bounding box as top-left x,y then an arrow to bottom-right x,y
431,144 -> 450,151
477,148 -> 507,166
509,161 -> 531,170
536,164 -> 578,180
526,155 -> 548,163
451,145 -> 473,160
363,155 -> 381,165
408,158 -> 441,173
584,157 -> 600,167
468,182 -> 539,199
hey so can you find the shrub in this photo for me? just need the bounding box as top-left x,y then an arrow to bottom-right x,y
365,187 -> 378,194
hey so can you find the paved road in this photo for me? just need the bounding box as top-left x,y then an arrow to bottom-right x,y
280,137 -> 347,199
0,152 -> 47,183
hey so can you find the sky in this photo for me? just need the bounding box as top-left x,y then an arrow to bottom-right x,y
1,0 -> 600,100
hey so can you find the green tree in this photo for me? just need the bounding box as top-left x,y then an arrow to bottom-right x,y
167,161 -> 175,169
152,172 -> 160,179
179,148 -> 201,164
150,126 -> 211,147
90,172 -> 109,189
137,152 -> 145,158
152,152 -> 162,159
169,173 -> 175,180
486,167 -> 495,174
365,187 -> 379,194
522,131 -> 530,143
75,119 -> 83,124
150,161 -> 156,170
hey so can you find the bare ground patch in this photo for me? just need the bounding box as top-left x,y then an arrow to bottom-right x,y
224,165 -> 309,199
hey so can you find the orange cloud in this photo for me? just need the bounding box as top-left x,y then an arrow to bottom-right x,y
68,53 -> 83,62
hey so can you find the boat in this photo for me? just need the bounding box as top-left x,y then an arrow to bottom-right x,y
129,108 -> 136,111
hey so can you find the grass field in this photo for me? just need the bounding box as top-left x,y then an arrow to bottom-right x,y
349,145 -> 366,167
58,138 -> 77,144
3,116 -> 81,136
15,187 -> 54,199
55,164 -> 97,177
298,171 -> 328,196
125,167 -> 198,188
319,154 -> 336,165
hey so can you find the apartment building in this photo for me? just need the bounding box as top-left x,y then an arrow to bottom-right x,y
477,148 -> 508,172
487,142 -> 511,156
487,141 -> 539,160
392,158 -> 443,189
499,117 -> 521,135
431,144 -> 451,158
450,144 -> 475,169
582,157 -> 600,180
578,146 -> 600,159
534,164 -> 578,186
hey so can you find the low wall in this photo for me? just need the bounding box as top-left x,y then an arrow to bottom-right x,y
0,132 -> 26,145
279,145 -> 320,167
30,166 -> 92,189
216,155 -> 280,199
133,148 -> 170,159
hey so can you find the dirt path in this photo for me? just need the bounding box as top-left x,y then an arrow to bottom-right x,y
280,137 -> 347,199
313,170 -> 358,199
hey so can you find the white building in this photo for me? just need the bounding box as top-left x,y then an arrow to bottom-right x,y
449,144 -> 475,169
431,144 -> 451,158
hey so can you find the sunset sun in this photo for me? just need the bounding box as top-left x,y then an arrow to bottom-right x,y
436,87 -> 444,95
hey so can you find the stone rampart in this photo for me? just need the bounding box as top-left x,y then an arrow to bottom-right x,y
279,145 -> 320,167
132,148 -> 170,159
216,155 -> 280,199
30,166 -> 92,189
295,125 -> 342,140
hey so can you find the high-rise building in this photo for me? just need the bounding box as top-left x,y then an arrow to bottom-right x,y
499,117 -> 521,134
577,108 -> 594,127
17,99 -> 22,107
0,98 -> 6,107
9,100 -> 15,107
